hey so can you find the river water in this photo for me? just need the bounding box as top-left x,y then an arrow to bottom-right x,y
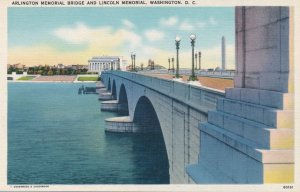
8,83 -> 169,184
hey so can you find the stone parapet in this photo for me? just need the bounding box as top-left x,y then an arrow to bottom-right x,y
102,70 -> 224,114
225,88 -> 294,110
187,87 -> 294,183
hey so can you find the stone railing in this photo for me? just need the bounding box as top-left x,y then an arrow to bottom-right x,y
102,71 -> 225,114
138,69 -> 235,79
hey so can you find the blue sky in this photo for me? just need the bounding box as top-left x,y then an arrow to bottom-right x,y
8,7 -> 235,69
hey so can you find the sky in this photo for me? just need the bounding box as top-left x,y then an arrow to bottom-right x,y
8,7 -> 235,69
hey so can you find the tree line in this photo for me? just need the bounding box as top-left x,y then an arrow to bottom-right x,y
7,66 -> 97,75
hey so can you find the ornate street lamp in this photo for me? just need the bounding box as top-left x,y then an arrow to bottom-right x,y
133,53 -> 136,71
131,53 -> 133,71
195,53 -> 198,70
172,57 -> 174,73
198,51 -> 201,70
190,34 -> 196,80
117,58 -> 120,70
168,58 -> 170,71
175,36 -> 181,78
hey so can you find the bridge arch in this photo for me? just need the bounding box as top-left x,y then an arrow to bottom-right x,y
112,80 -> 117,99
133,96 -> 161,133
132,96 -> 170,182
118,84 -> 129,115
107,78 -> 111,91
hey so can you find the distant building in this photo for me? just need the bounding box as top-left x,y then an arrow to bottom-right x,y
88,56 -> 125,74
9,63 -> 25,69
57,64 -> 64,69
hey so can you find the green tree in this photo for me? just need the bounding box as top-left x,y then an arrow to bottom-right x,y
47,70 -> 53,76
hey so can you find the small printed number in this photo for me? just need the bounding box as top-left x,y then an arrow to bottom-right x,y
283,185 -> 293,189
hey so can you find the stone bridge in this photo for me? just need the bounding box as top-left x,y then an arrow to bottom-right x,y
98,6 -> 294,184
100,71 -> 224,183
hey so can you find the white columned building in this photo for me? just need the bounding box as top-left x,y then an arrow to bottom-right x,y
88,56 -> 125,74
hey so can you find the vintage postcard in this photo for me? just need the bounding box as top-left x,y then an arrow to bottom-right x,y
0,0 -> 299,191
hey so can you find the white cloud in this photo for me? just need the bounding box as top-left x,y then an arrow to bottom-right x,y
8,22 -> 144,66
197,21 -> 206,29
209,17 -> 217,25
122,19 -> 135,29
144,29 -> 165,42
179,21 -> 195,31
12,21 -> 235,70
53,22 -> 141,49
53,22 -> 97,44
160,16 -> 178,27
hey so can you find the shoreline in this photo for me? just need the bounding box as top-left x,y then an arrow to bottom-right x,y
8,80 -> 97,83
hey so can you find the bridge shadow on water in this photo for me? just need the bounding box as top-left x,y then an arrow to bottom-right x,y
104,94 -> 170,184
104,131 -> 169,184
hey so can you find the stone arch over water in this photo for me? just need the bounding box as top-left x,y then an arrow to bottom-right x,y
132,96 -> 170,182
107,78 -> 111,91
118,84 -> 129,115
133,96 -> 161,133
112,80 -> 117,100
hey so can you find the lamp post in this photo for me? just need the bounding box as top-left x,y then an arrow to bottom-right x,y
133,53 -> 136,71
198,51 -> 201,70
131,53 -> 133,71
117,58 -> 120,70
175,36 -> 181,78
190,34 -> 196,80
195,53 -> 198,70
172,57 -> 174,73
168,58 -> 170,71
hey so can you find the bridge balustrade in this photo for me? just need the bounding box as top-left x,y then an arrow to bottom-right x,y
102,71 -> 225,114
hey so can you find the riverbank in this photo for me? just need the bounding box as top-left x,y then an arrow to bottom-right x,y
8,75 -> 99,83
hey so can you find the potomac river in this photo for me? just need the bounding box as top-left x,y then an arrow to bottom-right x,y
8,82 -> 169,184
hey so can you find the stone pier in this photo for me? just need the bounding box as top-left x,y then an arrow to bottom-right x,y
96,82 -> 106,93
98,88 -> 107,94
105,116 -> 136,132
96,81 -> 105,89
101,100 -> 119,112
98,92 -> 113,100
